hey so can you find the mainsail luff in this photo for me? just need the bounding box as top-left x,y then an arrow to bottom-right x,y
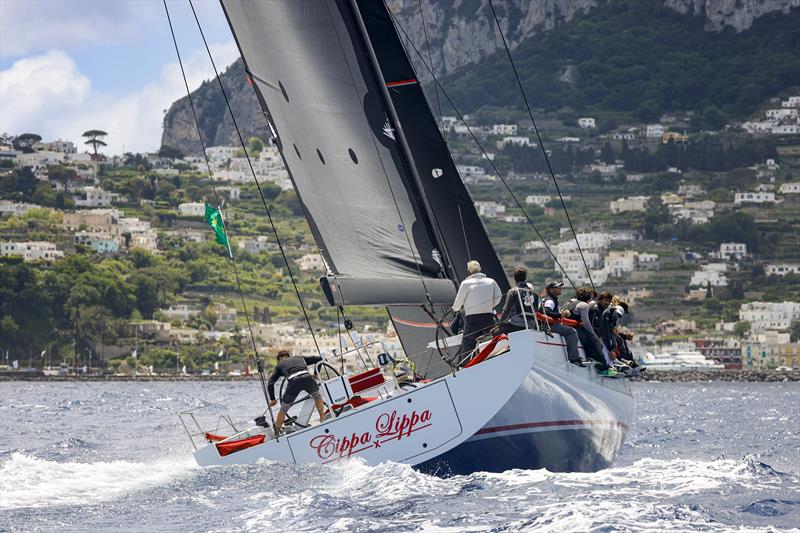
221,0 -> 454,306
354,0 -> 509,293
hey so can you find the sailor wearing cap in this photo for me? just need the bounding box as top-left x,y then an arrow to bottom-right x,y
542,281 -> 586,367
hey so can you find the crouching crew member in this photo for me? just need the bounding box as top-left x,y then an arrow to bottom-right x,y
542,281 -> 585,367
267,350 -> 326,434
499,266 -> 539,334
451,260 -> 501,366
571,287 -> 609,371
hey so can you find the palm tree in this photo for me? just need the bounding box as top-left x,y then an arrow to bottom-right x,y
82,130 -> 108,155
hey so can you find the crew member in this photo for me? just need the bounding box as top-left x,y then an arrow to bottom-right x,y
451,260 -> 501,366
499,266 -> 538,334
571,287 -> 608,370
542,281 -> 585,367
267,350 -> 326,434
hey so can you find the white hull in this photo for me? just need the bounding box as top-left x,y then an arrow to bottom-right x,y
193,330 -> 633,474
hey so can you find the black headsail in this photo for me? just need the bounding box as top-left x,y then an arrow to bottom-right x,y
221,0 -> 508,376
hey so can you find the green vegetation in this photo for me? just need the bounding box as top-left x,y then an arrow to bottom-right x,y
444,0 -> 800,121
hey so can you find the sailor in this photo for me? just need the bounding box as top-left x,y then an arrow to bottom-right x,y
589,291 -> 618,374
499,266 -> 538,334
267,350 -> 326,434
542,281 -> 586,367
451,260 -> 501,366
570,287 -> 609,371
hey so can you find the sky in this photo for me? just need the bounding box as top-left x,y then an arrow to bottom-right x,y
0,0 -> 241,155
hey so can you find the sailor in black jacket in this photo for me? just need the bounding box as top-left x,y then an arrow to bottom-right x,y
267,350 -> 326,434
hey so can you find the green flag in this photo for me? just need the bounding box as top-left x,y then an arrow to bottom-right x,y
204,203 -> 230,253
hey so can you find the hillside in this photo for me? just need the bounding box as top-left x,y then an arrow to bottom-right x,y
161,0 -> 799,154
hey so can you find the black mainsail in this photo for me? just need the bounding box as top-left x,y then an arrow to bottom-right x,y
222,0 -> 508,374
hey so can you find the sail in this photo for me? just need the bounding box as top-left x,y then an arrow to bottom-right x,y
352,0 -> 509,293
221,0 -> 454,305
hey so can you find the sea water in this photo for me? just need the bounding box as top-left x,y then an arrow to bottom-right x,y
1,381 -> 798,532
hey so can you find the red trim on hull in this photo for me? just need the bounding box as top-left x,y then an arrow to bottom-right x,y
477,419 -> 629,435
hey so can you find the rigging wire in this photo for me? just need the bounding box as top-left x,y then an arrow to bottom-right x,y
417,0 -> 444,133
414,0 -> 471,261
388,9 -> 578,290
187,0 -> 320,354
162,0 -> 273,422
487,0 -> 595,291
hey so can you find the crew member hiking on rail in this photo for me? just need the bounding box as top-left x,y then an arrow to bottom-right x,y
267,350 -> 326,434
451,260 -> 501,367
499,266 -> 538,334
542,281 -> 586,367
570,287 -> 611,373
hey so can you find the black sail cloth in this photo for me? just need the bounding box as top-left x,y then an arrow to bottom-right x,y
222,0 -> 508,376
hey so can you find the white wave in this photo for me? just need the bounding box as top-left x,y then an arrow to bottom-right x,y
238,457 -> 795,532
0,453 -> 195,509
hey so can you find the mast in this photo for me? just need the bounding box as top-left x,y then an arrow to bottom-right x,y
345,0 -> 456,286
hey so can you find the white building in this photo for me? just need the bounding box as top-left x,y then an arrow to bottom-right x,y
645,124 -> 665,138
669,200 -> 716,224
609,196 -> 649,214
771,124 -> 799,135
160,304 -> 201,322
119,217 -> 158,252
765,109 -> 798,121
781,96 -> 800,108
474,201 -> 506,218
557,137 -> 581,143
741,121 -> 774,134
238,236 -> 275,254
718,243 -> 748,261
734,192 -> 777,204
578,117 -> 596,129
778,182 -> 800,194
299,253 -> 325,272
74,186 -> 112,208
0,200 -> 39,217
604,250 -> 638,277
497,136 -> 533,149
740,301 -> 800,333
178,202 -> 206,217
34,140 -> 77,154
456,165 -> 485,177
678,184 -> 704,196
690,263 -> 728,287
611,132 -> 635,140
205,146 -> 239,162
491,124 -> 518,136
766,263 -> 800,277
525,194 -> 552,207
1,241 -> 64,262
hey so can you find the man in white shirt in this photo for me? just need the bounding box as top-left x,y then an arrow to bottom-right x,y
450,260 -> 501,366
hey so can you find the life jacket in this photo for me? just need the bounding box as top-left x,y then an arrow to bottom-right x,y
541,293 -> 560,319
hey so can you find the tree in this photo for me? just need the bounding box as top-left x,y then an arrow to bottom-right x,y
13,133 -> 42,153
247,136 -> 264,155
734,321 -> 750,339
82,130 -> 108,155
158,145 -> 184,159
601,141 -> 616,164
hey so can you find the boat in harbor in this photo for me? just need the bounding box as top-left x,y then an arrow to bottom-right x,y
178,0 -> 633,475
640,350 -> 725,371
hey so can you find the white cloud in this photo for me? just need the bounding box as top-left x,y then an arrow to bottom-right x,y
0,42 -> 240,155
0,1 -> 159,58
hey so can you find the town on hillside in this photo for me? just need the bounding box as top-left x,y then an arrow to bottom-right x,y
1,95 -> 799,375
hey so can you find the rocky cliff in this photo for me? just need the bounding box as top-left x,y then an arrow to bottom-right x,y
161,0 -> 799,154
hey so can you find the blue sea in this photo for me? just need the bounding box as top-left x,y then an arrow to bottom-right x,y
1,381 -> 798,532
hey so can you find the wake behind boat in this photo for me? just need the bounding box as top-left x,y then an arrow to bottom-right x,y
174,0 -> 634,475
